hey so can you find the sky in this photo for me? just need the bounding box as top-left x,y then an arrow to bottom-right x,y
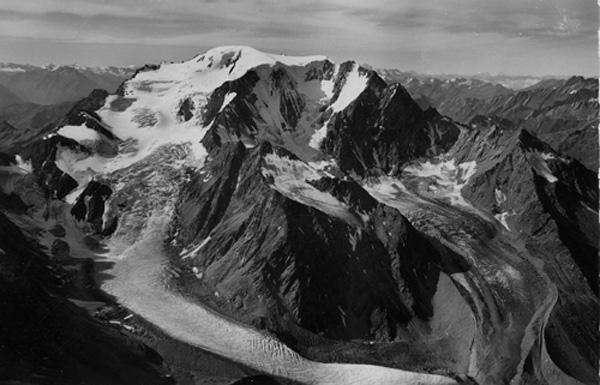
0,0 -> 597,76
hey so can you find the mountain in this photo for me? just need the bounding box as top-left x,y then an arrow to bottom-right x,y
470,76 -> 598,170
0,102 -> 74,154
0,63 -> 134,105
0,101 -> 73,131
379,70 -> 599,170
377,69 -> 563,90
0,83 -> 22,107
1,46 -> 597,385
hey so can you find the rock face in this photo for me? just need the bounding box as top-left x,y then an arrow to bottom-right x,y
321,82 -> 460,176
169,142 -> 469,344
4,46 -> 597,385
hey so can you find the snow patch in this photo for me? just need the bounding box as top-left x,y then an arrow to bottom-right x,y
330,63 -> 368,112
261,153 -> 362,226
192,266 -> 203,279
180,236 -> 212,260
494,188 -> 506,205
308,118 -> 330,149
494,212 -> 511,231
219,92 -> 237,112
403,159 -> 477,207
525,151 -> 558,183
57,124 -> 101,143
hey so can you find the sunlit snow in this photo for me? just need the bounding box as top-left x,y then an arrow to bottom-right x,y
403,159 -> 477,207
57,124 -> 101,143
261,152 -> 363,226
330,62 -> 368,112
525,151 -> 558,183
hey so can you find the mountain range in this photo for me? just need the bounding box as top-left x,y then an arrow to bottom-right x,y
0,46 -> 597,385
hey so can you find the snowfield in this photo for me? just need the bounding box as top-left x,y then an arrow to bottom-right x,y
402,159 -> 477,207
57,124 -> 101,143
261,152 -> 364,226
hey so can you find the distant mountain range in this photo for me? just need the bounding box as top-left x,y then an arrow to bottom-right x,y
376,69 -> 568,90
377,70 -> 598,170
0,63 -> 135,105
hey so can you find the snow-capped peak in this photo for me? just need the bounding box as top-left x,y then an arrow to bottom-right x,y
194,46 -> 329,69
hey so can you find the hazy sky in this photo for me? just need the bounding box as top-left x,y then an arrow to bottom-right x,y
0,0 -> 597,75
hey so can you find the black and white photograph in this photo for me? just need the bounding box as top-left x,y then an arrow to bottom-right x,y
0,1 -> 597,384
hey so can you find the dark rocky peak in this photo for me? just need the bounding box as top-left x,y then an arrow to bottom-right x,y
268,65 -> 307,129
201,71 -> 262,152
202,64 -> 310,154
321,79 -> 460,177
378,83 -> 425,125
303,59 -> 335,81
203,70 -> 261,126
